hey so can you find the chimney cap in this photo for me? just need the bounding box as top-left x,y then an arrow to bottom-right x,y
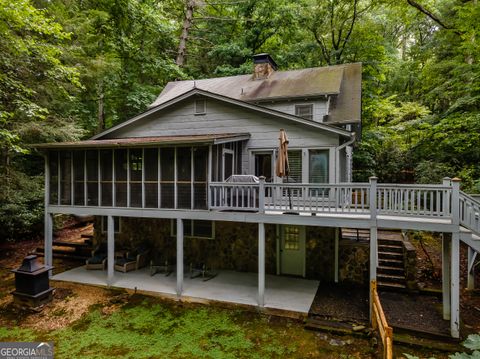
253,53 -> 278,71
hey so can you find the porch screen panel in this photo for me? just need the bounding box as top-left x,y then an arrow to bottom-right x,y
59,151 -> 72,205
177,147 -> 191,209
193,147 -> 208,209
309,150 -> 329,183
48,151 -> 58,205
86,150 -> 98,206
160,148 -> 174,208
114,149 -> 127,207
144,148 -> 158,208
100,150 -> 113,206
129,149 -> 142,207
73,150 -> 85,205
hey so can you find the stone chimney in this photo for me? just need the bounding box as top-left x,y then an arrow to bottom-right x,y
252,53 -> 277,80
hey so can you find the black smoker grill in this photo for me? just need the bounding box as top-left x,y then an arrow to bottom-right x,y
11,255 -> 54,307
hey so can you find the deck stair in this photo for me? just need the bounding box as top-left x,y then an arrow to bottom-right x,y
341,228 -> 370,242
36,236 -> 93,261
377,235 -> 406,290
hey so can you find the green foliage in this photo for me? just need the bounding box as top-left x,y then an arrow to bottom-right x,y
405,332 -> 480,359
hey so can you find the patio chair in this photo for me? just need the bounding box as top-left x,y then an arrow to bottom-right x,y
150,251 -> 174,277
114,245 -> 150,273
85,242 -> 108,270
189,262 -> 217,282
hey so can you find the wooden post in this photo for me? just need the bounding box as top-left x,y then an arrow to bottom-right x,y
258,176 -> 265,213
107,215 -> 115,286
467,247 -> 476,290
176,218 -> 184,297
451,178 -> 461,226
334,227 -> 339,283
442,233 -> 451,320
451,231 -> 460,338
258,222 -> 265,307
370,280 -> 377,329
442,177 -> 451,216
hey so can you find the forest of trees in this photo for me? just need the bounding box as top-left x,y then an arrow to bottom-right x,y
0,0 -> 479,240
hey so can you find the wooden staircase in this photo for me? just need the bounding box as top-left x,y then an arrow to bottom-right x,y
36,233 -> 93,261
377,235 -> 406,290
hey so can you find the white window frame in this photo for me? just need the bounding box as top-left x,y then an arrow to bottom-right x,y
294,104 -> 314,121
194,99 -> 207,115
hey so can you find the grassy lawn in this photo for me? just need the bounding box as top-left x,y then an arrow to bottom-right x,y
0,288 -> 376,359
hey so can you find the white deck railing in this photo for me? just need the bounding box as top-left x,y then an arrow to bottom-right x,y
209,178 -> 457,220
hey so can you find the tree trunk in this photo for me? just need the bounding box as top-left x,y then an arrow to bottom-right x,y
176,0 -> 196,67
97,83 -> 105,134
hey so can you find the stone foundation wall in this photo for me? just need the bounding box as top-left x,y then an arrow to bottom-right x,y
94,217 -> 369,284
338,240 -> 369,284
403,237 -> 417,290
94,218 -> 276,274
305,227 -> 335,281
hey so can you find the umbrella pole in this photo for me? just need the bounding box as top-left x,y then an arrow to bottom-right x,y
287,174 -> 293,210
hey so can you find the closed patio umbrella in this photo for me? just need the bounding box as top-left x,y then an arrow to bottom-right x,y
275,129 -> 294,210
275,128 -> 289,178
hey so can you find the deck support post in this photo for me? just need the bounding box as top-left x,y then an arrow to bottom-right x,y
442,233 -> 451,320
334,228 -> 339,283
258,222 -> 265,307
107,215 -> 115,286
45,213 -> 53,276
467,247 -> 476,290
369,177 -> 378,321
451,231 -> 460,338
176,218 -> 184,297
44,154 -> 53,276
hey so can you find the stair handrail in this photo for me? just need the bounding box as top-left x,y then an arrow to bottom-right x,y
459,190 -> 480,237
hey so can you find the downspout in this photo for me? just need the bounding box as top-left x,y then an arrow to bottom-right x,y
335,132 -> 356,183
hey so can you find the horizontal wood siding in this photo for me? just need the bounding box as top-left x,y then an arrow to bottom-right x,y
107,98 -> 339,149
260,99 -> 328,123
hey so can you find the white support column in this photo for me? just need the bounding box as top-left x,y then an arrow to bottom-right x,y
44,154 -> 53,276
334,227 -> 339,283
467,247 -> 476,290
451,231 -> 460,338
176,218 -> 184,297
45,213 -> 53,275
442,233 -> 451,320
258,222 -> 265,307
369,177 -> 378,322
107,215 -> 115,286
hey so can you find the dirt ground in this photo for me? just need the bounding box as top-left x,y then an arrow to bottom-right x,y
409,231 -> 480,335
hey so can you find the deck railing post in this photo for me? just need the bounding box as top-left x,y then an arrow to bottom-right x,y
259,176 -> 265,213
451,178 -> 461,226
369,177 -> 378,221
442,177 -> 451,216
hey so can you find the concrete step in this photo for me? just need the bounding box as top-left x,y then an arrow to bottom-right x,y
378,244 -> 403,254
378,251 -> 403,260
35,251 -> 88,261
377,273 -> 405,284
377,266 -> 404,276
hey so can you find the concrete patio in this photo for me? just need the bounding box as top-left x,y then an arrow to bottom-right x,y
52,266 -> 319,315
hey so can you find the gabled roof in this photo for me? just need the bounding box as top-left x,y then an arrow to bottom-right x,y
149,63 -> 362,124
34,133 -> 250,149
91,88 -> 353,140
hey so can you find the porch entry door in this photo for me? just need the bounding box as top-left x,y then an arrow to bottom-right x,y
253,152 -> 273,182
222,149 -> 234,181
280,225 -> 306,277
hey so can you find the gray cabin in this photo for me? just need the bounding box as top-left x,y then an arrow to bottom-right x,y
36,54 -> 480,339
